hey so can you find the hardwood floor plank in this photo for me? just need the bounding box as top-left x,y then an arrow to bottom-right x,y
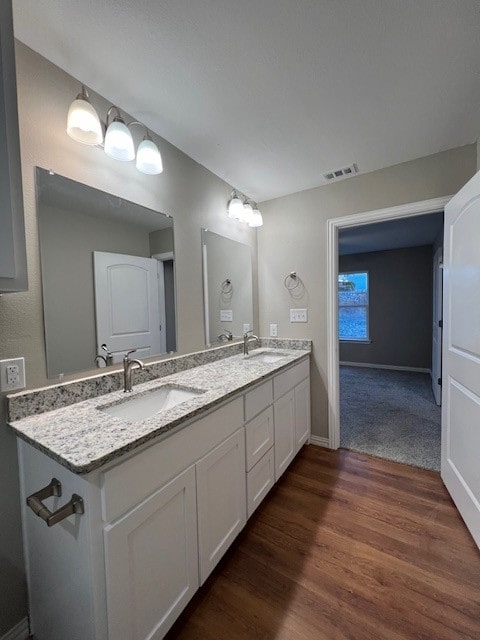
166,446 -> 480,640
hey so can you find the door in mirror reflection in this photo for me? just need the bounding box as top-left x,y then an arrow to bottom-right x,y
94,252 -> 162,361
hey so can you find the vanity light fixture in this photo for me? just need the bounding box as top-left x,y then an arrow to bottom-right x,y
66,86 -> 163,175
132,125 -> 163,175
249,206 -> 263,228
228,191 -> 244,220
66,86 -> 103,145
104,107 -> 135,161
226,191 -> 263,227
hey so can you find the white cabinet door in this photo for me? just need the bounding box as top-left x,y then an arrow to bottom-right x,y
295,378 -> 311,452
104,465 -> 198,640
0,0 -> 27,292
196,428 -> 246,584
274,389 -> 296,481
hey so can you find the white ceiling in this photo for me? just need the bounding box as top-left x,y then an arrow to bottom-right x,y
338,212 -> 443,255
13,0 -> 480,202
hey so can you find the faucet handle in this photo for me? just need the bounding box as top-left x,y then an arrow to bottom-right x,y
124,349 -> 137,361
243,329 -> 253,337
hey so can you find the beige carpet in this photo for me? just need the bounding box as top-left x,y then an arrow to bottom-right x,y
340,365 -> 441,471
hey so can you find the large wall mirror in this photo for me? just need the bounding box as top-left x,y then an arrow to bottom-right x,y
36,167 -> 177,378
201,229 -> 254,346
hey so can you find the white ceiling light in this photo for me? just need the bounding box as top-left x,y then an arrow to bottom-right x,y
242,202 -> 253,224
104,107 -> 135,161
136,134 -> 163,175
228,193 -> 244,219
249,207 -> 263,228
66,85 -> 103,145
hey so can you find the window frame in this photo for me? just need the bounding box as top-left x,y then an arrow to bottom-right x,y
338,270 -> 370,343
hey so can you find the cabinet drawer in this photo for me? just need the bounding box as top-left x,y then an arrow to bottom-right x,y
273,358 -> 309,400
247,447 -> 274,518
245,406 -> 274,471
244,379 -> 273,422
101,397 -> 244,522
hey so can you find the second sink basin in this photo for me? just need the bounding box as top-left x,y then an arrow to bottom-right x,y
245,350 -> 290,364
100,385 -> 205,423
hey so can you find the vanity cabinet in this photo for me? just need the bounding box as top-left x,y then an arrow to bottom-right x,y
197,428 -> 246,584
17,355 -> 310,640
104,465 -> 198,640
0,0 -> 27,292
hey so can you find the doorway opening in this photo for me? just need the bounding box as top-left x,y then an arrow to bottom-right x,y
327,196 -> 452,471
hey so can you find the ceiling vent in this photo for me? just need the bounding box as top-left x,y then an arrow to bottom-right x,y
323,163 -> 358,182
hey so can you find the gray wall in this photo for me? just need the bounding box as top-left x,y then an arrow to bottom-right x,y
149,228 -> 174,255
0,41 -> 258,636
39,204 -> 151,377
258,143 -> 477,441
339,246 -> 433,369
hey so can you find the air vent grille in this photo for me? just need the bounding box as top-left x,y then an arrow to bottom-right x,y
323,163 -> 358,182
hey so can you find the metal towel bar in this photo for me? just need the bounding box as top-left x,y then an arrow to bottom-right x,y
26,477 -> 84,527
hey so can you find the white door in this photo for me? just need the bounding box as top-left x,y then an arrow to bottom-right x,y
432,246 -> 443,405
442,171 -> 480,548
104,465 -> 199,640
196,428 -> 246,585
94,251 -> 162,362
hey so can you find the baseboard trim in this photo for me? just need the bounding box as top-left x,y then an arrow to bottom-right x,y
1,617 -> 29,640
340,361 -> 431,374
309,436 -> 331,449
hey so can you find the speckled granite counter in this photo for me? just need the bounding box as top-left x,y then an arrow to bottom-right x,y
8,347 -> 310,474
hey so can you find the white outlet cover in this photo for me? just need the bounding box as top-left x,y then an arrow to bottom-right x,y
220,309 -> 233,322
270,323 -> 278,337
0,357 -> 26,392
243,323 -> 251,333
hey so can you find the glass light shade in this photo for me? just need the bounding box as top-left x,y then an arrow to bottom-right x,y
242,202 -> 253,224
104,119 -> 135,161
228,196 -> 244,219
66,97 -> 103,145
136,138 -> 163,175
249,209 -> 263,228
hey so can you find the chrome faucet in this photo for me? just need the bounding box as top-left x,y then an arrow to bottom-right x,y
243,330 -> 260,356
95,344 -> 113,368
218,328 -> 233,342
123,349 -> 144,392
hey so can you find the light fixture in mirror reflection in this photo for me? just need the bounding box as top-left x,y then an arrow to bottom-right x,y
201,229 -> 254,346
36,167 -> 177,379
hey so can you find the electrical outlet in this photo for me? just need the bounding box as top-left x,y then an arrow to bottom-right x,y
243,323 -> 251,333
220,309 -> 233,322
0,357 -> 26,392
270,323 -> 278,337
290,308 -> 308,323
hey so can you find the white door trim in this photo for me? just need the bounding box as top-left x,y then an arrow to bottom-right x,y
326,195 -> 451,449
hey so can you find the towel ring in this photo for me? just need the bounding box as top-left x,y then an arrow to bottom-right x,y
221,278 -> 233,294
284,272 -> 300,291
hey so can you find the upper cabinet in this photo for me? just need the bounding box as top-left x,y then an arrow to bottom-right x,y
0,0 -> 27,293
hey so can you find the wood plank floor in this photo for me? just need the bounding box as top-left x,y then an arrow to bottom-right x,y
166,446 -> 480,640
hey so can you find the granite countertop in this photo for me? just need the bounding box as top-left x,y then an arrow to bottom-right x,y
8,347 -> 310,474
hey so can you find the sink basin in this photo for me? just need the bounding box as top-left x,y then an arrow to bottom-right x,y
100,385 -> 205,423
245,350 -> 290,364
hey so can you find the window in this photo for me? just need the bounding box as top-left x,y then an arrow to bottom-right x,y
338,271 -> 369,341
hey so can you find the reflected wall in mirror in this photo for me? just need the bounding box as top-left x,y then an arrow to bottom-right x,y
201,229 -> 254,346
36,167 -> 177,378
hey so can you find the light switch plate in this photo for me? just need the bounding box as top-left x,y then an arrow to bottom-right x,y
290,308 -> 308,323
270,323 -> 278,337
220,309 -> 233,322
0,357 -> 26,392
